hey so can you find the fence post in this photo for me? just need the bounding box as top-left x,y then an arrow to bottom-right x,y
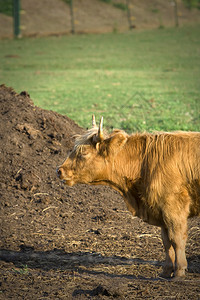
125,0 -> 133,30
13,0 -> 21,38
174,0 -> 179,27
69,0 -> 75,34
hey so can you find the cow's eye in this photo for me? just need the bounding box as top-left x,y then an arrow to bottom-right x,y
80,150 -> 89,158
76,148 -> 87,159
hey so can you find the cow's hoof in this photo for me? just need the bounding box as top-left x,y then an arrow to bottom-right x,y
159,272 -> 173,279
159,268 -> 174,279
173,268 -> 186,279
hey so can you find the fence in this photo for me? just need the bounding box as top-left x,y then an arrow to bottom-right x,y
0,0 -> 198,38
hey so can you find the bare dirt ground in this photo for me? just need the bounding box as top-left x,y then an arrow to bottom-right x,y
0,85 -> 200,299
0,0 -> 200,38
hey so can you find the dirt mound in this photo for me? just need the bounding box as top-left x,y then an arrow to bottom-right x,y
0,85 -> 199,299
0,84 -> 81,195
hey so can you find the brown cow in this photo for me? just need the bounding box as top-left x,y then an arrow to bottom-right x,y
57,116 -> 200,279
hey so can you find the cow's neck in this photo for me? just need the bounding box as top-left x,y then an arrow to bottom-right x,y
90,138 -> 146,214
108,149 -> 142,191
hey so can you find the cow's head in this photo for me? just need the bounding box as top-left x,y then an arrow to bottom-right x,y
57,116 -> 128,186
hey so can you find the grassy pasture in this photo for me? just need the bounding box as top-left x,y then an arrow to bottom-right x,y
0,25 -> 200,132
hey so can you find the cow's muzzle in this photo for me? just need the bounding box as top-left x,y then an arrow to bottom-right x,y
56,167 -> 64,179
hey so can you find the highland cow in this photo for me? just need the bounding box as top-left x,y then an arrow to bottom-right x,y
57,116 -> 200,279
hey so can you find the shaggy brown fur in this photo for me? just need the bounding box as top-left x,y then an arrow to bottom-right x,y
57,126 -> 200,279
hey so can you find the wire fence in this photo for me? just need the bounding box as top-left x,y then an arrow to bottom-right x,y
1,0 -> 198,38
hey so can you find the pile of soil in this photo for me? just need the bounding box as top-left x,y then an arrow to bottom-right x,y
0,85 -> 199,299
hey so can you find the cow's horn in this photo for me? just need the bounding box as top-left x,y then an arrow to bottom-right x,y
92,115 -> 96,127
98,117 -> 104,140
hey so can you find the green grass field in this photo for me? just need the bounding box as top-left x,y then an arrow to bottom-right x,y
0,25 -> 200,132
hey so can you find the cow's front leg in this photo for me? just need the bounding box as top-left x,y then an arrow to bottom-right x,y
160,227 -> 175,278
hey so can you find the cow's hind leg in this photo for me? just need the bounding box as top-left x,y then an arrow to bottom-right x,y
162,191 -> 190,279
160,227 -> 175,278
170,224 -> 188,279
164,215 -> 188,278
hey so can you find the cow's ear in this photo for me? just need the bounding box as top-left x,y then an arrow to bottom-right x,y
99,132 -> 127,157
95,142 -> 100,152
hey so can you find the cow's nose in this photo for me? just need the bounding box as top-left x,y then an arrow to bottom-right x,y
56,167 -> 64,178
